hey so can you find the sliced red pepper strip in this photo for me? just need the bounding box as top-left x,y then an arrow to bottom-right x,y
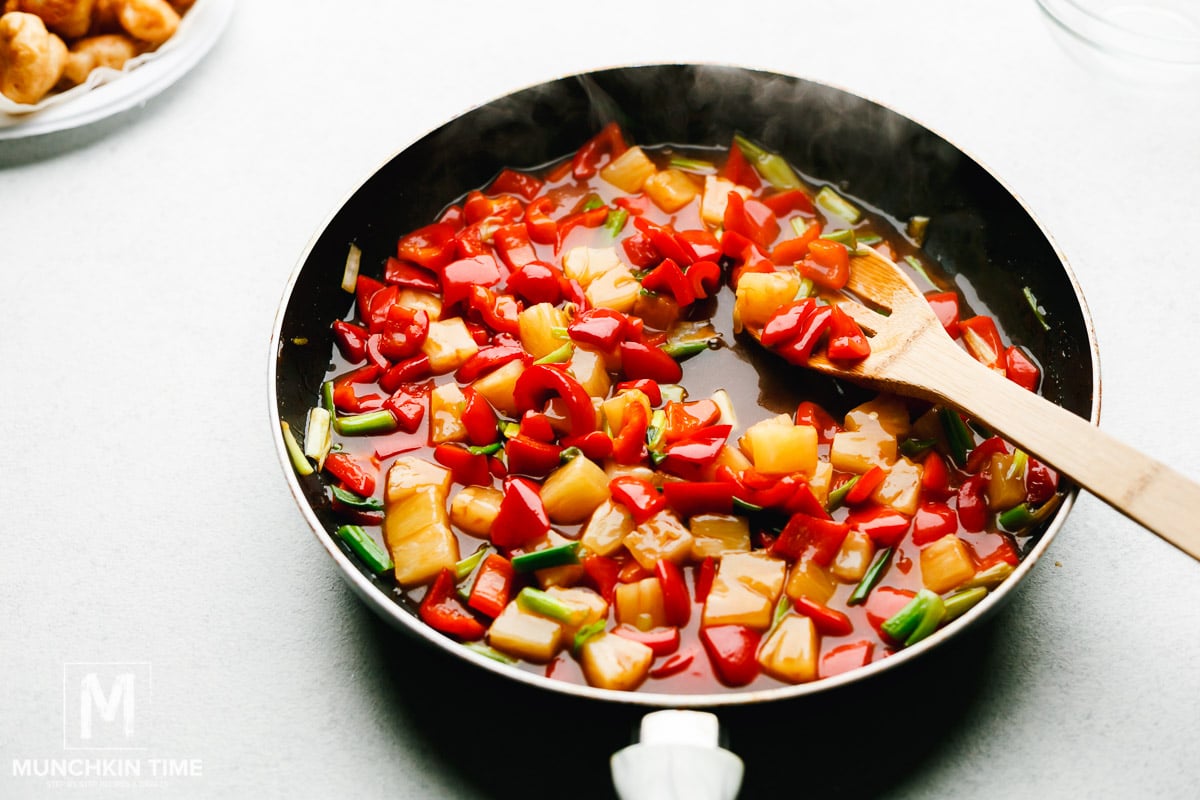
694,557 -> 717,604
795,400 -> 841,445
561,430 -> 614,462
657,425 -> 732,482
663,399 -> 720,443
453,222 -> 490,259
770,513 -> 850,566
957,474 -> 989,533
612,625 -> 680,658
454,345 -> 527,384
354,274 -> 385,323
700,625 -> 761,687
490,477 -> 550,549
621,231 -> 660,268
966,435 -> 1009,474
799,238 -> 851,291
960,315 -> 1006,374
441,255 -> 503,310
493,224 -> 539,271
581,554 -> 620,605
384,256 -> 441,292
461,389 -> 498,446
568,308 -> 627,351
331,320 -> 369,363
633,217 -> 695,267
504,435 -> 563,479
921,450 -> 953,501
723,191 -> 780,251
433,443 -> 492,487
467,554 -> 514,619
912,501 -> 959,546
463,191 -> 523,225
468,285 -> 521,335
488,168 -> 543,201
609,476 -> 666,525
614,379 -> 661,407
512,364 -> 596,439
770,220 -> 821,265
524,196 -> 558,245
847,506 -> 913,548
397,222 -> 458,272
641,258 -> 696,307
1026,458 -> 1058,505
976,538 -> 1020,571
364,284 -> 399,333
844,465 -> 886,505
925,291 -> 961,339
793,596 -> 854,637
656,559 -> 691,628
760,188 -> 815,216
611,401 -> 648,465
761,299 -> 816,348
506,261 -> 563,306
720,138 -> 761,188
555,205 -> 609,252
419,568 -> 486,641
678,229 -> 721,262
619,341 -> 683,384
685,259 -> 722,299
775,305 -> 834,365
826,304 -> 871,362
572,121 -> 627,180
661,481 -> 735,519
324,451 -> 376,498
1005,345 -> 1041,391
820,640 -> 875,679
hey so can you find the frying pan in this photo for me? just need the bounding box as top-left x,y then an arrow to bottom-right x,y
269,64 -> 1098,794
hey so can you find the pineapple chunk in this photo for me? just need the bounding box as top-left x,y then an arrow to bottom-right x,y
643,168 -> 699,213
487,601 -> 563,663
544,586 -> 609,639
702,552 -> 787,630
599,146 -> 657,193
844,395 -> 911,439
872,457 -> 923,515
808,461 -> 834,506
743,419 -> 818,476
830,529 -> 875,583
540,455 -> 611,524
920,534 -> 976,594
534,530 -> 586,589
711,444 -> 753,475
580,499 -> 635,557
421,317 -> 480,374
397,288 -> 442,321
429,383 -> 468,444
563,246 -> 623,288
579,632 -> 654,692
690,513 -> 752,559
385,485 -> 449,540
701,175 -> 750,227
569,345 -> 612,399
614,577 -> 667,629
623,509 -> 694,570
470,358 -> 524,417
585,266 -> 640,313
784,559 -> 837,605
385,486 -> 459,587
987,452 -> 1026,512
757,615 -> 819,684
385,456 -> 451,506
829,429 -> 897,474
519,302 -> 570,359
449,485 -> 503,537
733,270 -> 801,333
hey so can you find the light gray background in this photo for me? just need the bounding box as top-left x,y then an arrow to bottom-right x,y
3,1 -> 1199,797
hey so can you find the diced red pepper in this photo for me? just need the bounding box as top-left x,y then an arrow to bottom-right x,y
614,379 -> 662,408
960,315 -> 1006,374
793,596 -> 854,637
799,238 -> 851,291
611,401 -> 648,465
513,365 -> 596,439
453,222 -> 490,259
649,650 -> 696,679
826,304 -> 871,362
397,222 -> 458,272
493,224 -> 538,271
332,320 -> 369,363
490,477 -> 550,549
621,232 -> 660,269
844,465 -> 886,505
619,341 -> 683,384
912,501 -> 959,546
866,587 -> 918,639
847,506 -> 912,547
761,299 -> 815,348
555,205 -> 609,252
677,229 -> 721,262
723,191 -> 779,251
761,188 -> 815,217
463,191 -> 523,225
685,259 -> 722,299
641,259 -> 696,307
442,255 -> 503,310
633,217 -> 697,267
612,625 -> 680,658
572,121 -> 627,180
657,425 -> 732,482
561,430 -> 614,462
655,559 -> 692,628
1005,345 -> 1041,392
795,400 -> 842,445
523,196 -> 558,245
504,435 -> 563,478
468,285 -> 521,336
700,625 -> 761,687
720,139 -> 761,189
921,450 -> 953,501
383,383 -> 428,433
820,640 -> 875,679
506,261 -> 563,306
433,443 -> 492,487
581,553 -> 620,604
467,554 -> 514,619
663,399 -> 720,443
378,305 -> 429,361
518,412 -> 556,443
379,353 -> 432,393
419,568 -> 486,641
966,435 -> 1009,475
1025,458 -> 1058,505
454,345 -> 527,384
609,476 -> 666,525
437,204 -> 464,230
661,481 -> 735,519
925,291 -> 961,339
488,168 -> 543,201
976,537 -> 1020,570
460,389 -> 498,446
775,306 -> 834,365
694,557 -> 717,604
384,256 -> 441,292
324,451 -> 376,498
568,308 -> 627,350
956,473 -> 989,533
770,513 -> 851,566
354,274 -> 385,323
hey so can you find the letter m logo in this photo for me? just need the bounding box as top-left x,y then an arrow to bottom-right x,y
63,662 -> 152,750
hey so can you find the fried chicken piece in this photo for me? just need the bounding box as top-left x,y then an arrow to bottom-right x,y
115,0 -> 177,44
59,30 -> 133,84
11,0 -> 95,39
0,11 -> 67,103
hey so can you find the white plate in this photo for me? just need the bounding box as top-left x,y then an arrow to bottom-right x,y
0,0 -> 234,140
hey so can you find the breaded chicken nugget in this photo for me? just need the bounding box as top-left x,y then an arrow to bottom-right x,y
0,11 -> 67,103
12,0 -> 95,39
115,0 -> 176,44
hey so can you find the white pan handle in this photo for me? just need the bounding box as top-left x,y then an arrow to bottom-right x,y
610,710 -> 744,800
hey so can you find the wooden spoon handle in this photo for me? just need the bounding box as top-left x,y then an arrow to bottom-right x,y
924,343 -> 1200,561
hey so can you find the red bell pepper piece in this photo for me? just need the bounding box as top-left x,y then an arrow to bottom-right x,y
506,261 -> 563,306
793,596 -> 854,637
621,231 -> 660,269
770,513 -> 851,566
568,308 -> 627,351
512,364 -> 595,439
761,299 -> 816,348
332,320 -> 369,363
433,443 -> 492,487
324,451 -> 376,498
1026,458 -> 1058,505
437,204 -> 464,230
775,306 -> 834,365
656,559 -> 691,627
460,389 -> 498,446
1005,345 -> 1040,391
581,554 -> 620,604
614,379 -> 662,407
925,291 -> 961,339
720,139 -> 760,188
960,315 -> 1006,374
694,557 -> 717,604
657,425 -> 732,482
363,284 -> 400,333
685,259 -> 722,299
799,238 -> 851,290
363,333 -> 391,371
441,255 -> 503,310
820,640 -> 875,679
921,450 -> 953,501
378,305 -> 429,361
633,217 -> 697,267
397,222 -> 458,272
490,477 -> 550,549
453,222 -> 490,259
761,188 -> 815,217
956,473 -> 989,533
912,501 -> 959,546
609,476 -> 666,525
612,625 -> 680,658
678,229 -> 721,262
467,554 -> 514,619
847,506 -> 912,547
504,435 -> 563,478
384,256 -> 441,292
382,383 -> 428,433
488,168 -> 543,201
572,121 -> 627,180
523,196 -> 558,245
468,285 -> 521,335
795,400 -> 841,445
354,274 -> 385,323
463,191 -> 523,225
332,364 -> 382,410
661,481 -> 735,519
865,586 -> 917,639
454,345 -> 527,384
826,304 -> 871,362
419,568 -> 486,641
649,650 -> 696,679
723,191 -> 779,251
976,538 -> 1020,570
619,341 -> 683,384
379,353 -> 431,393
700,625 -> 762,687
844,465 -> 886,505
561,430 -> 614,462
966,435 -> 1009,475
518,412 -> 557,443
641,259 -> 695,307
493,224 -> 538,271
769,218 -> 821,266
663,399 -> 720,443
611,401 -> 649,465
555,205 -> 609,252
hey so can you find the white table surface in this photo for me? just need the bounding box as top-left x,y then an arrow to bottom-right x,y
3,1 -> 1199,797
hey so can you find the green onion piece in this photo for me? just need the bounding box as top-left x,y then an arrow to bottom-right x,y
794,277 -> 815,300
1023,286 -> 1051,331
942,587 -> 988,623
580,194 -> 606,212
342,243 -> 361,293
604,207 -> 629,238
559,446 -> 583,463
330,485 -> 384,512
847,547 -> 894,606
550,326 -> 569,340
904,254 -> 935,287
663,339 -> 714,360
881,588 -> 942,643
790,217 -> 812,237
903,592 -> 946,646
899,437 -> 936,459
906,215 -> 930,246
500,422 -> 521,439
454,543 -> 490,582
648,450 -> 668,467
769,596 -> 792,635
516,587 -> 587,625
467,442 -> 503,456
463,641 -> 518,665
336,524 -> 393,573
1007,449 -> 1029,481
965,562 -> 1015,590
659,384 -> 687,405
732,496 -> 765,516
646,409 -> 668,450
856,232 -> 884,246
535,343 -> 574,364
733,134 -> 802,190
815,186 -> 861,223
669,157 -> 717,174
511,542 -> 581,573
303,407 -> 333,468
321,380 -> 336,415
821,229 -> 857,249
939,407 -> 973,467
826,475 -> 860,512
999,494 -> 1063,532
280,421 -> 314,476
336,409 -> 398,436
573,620 -> 607,654
639,287 -> 658,298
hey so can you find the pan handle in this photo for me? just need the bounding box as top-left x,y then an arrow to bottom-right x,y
610,710 -> 744,800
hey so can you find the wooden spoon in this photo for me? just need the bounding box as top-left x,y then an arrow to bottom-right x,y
792,246 -> 1200,561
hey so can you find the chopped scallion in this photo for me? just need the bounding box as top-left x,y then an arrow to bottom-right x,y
580,195 -> 606,212
304,406 -> 333,468
550,326 -> 569,340
516,587 -> 586,625
336,524 -> 393,574
467,442 -> 503,456
330,485 -> 384,512
733,134 -> 803,190
604,207 -> 629,238
280,421 -> 313,476
454,543 -> 490,582
856,232 -> 884,246
826,475 -> 860,512
904,254 -> 935,287
906,216 -> 930,246
342,243 -> 361,293
534,342 -> 574,364
790,217 -> 812,237
815,186 -> 861,223
999,495 -> 1063,531
336,409 -> 399,436
559,446 -> 583,463
511,542 -> 580,573
821,229 -> 857,249
881,589 -> 944,646
573,620 -> 607,654
646,409 -> 668,450
463,641 -> 518,665
939,407 -> 973,467
659,384 -> 687,405
899,437 -> 936,458
1023,286 -> 1051,331
669,157 -> 716,174
663,339 -> 715,360
847,547 -> 893,606
942,587 -> 988,623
